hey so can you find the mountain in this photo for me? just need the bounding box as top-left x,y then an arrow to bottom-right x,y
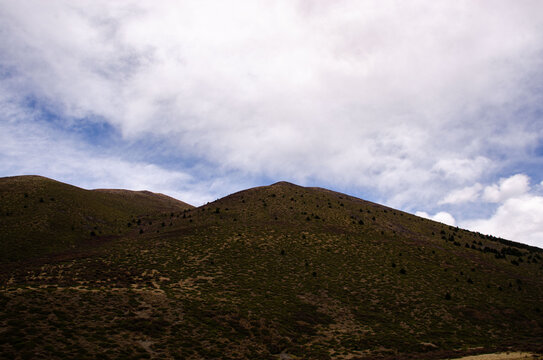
0,177 -> 542,359
0,175 -> 193,262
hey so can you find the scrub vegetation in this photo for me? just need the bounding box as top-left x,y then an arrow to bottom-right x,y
1,176 -> 542,359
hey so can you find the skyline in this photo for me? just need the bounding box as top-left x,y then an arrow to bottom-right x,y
1,1 -> 543,247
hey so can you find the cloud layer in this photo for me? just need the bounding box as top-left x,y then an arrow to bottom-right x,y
1,1 -> 543,246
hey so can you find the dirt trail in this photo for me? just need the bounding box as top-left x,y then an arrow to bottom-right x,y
450,352 -> 541,360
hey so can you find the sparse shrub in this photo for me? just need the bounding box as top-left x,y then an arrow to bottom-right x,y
90,231 -> 96,237
399,268 -> 406,275
445,292 -> 451,300
139,229 -> 144,234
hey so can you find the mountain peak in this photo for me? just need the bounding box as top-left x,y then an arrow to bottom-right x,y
269,180 -> 301,187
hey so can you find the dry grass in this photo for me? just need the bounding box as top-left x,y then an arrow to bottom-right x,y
449,352 -> 542,360
1,177 -> 542,359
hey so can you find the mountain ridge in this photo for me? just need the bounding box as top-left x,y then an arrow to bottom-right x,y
0,175 -> 192,262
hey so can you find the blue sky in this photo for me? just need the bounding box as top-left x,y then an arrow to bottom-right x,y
1,1 -> 543,247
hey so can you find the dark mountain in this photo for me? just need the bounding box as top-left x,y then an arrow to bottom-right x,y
1,176 -> 542,359
0,175 -> 193,262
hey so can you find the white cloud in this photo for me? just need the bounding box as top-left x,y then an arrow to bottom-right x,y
462,194 -> 543,248
0,115 -> 221,206
439,183 -> 483,205
1,1 -> 543,234
482,174 -> 530,203
432,157 -> 492,183
415,211 -> 456,227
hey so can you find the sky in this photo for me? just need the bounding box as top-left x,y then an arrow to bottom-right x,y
1,1 -> 543,247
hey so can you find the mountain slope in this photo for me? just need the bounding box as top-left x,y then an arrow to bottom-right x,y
0,175 -> 193,262
0,179 -> 542,359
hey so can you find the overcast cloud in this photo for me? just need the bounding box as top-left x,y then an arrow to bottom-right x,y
1,1 -> 543,247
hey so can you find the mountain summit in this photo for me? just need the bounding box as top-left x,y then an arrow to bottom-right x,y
1,176 -> 542,359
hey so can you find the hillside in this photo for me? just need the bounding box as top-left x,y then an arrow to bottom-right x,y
1,178 -> 542,359
0,175 -> 193,262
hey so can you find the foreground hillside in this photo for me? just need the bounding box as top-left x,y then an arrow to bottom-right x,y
1,178 -> 542,359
